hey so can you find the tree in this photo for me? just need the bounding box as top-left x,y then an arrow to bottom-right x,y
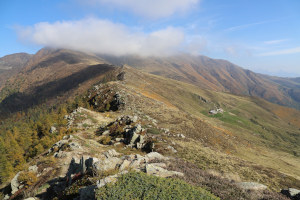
0,138 -> 13,183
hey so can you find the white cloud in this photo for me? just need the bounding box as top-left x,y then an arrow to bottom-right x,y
263,39 -> 288,45
258,47 -> 300,56
83,0 -> 200,19
16,18 -> 185,57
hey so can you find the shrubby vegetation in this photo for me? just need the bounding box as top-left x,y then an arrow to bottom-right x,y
96,172 -> 219,200
0,102 -> 75,184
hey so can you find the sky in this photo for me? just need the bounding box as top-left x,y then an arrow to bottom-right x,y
1,0 -> 300,77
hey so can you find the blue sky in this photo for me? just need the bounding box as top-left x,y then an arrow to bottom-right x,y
1,0 -> 300,77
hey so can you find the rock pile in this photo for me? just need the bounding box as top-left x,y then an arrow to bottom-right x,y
99,115 -> 153,151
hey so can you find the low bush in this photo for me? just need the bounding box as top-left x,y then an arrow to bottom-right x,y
99,136 -> 112,145
95,172 -> 219,200
18,171 -> 38,188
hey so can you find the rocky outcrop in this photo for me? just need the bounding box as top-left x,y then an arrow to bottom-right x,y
10,172 -> 21,195
236,182 -> 267,191
98,115 -> 153,151
281,188 -> 300,199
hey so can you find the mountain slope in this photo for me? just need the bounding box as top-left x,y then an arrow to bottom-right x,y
0,48 -> 118,116
0,49 -> 299,199
100,54 -> 300,109
0,53 -> 32,87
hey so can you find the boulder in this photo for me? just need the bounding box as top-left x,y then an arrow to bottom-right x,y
102,130 -> 110,136
145,152 -> 168,162
236,182 -> 267,191
132,115 -> 138,123
96,171 -> 128,188
68,142 -> 81,151
97,174 -> 119,188
119,160 -> 131,171
281,188 -> 300,199
11,172 -> 21,194
49,126 -> 57,134
93,157 -> 122,172
146,164 -> 184,178
103,149 -> 120,158
28,165 -> 38,173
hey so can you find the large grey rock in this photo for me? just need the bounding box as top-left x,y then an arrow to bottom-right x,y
146,164 -> 184,178
96,171 -> 128,188
145,152 -> 168,162
28,165 -> 38,173
103,149 -> 120,158
93,157 -> 122,172
49,126 -> 57,134
97,174 -> 119,188
11,172 -> 21,194
119,160 -> 131,171
68,142 -> 81,151
281,188 -> 300,198
236,182 -> 267,191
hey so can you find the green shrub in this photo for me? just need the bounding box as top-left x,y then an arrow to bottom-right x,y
95,172 -> 219,200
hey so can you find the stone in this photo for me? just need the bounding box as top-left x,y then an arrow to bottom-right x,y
68,142 -> 81,151
103,149 -> 120,158
129,132 -> 139,146
96,171 -> 128,188
145,152 -> 168,162
28,165 -> 38,173
146,164 -> 184,178
132,116 -> 138,123
151,163 -> 167,168
119,160 -> 131,171
102,130 -> 110,136
54,151 -> 68,158
236,182 -> 267,191
97,174 -> 119,188
281,188 -> 300,198
49,126 -> 57,134
167,145 -> 177,153
93,157 -> 122,172
11,172 -> 21,194
63,135 -> 73,140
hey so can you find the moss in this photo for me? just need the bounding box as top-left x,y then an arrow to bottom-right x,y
96,172 -> 219,200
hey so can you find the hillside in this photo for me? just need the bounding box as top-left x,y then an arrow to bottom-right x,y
0,53 -> 32,87
0,49 -> 299,200
100,54 -> 300,109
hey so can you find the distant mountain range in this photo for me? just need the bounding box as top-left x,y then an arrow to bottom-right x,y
0,48 -> 300,111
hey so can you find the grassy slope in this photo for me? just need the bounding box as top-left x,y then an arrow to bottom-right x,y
123,66 -> 300,188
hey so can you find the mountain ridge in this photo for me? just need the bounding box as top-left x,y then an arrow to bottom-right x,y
98,53 -> 300,109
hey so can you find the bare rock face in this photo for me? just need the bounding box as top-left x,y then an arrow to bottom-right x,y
93,157 -> 122,172
236,182 -> 267,191
145,152 -> 169,162
146,164 -> 184,178
11,172 -> 21,195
